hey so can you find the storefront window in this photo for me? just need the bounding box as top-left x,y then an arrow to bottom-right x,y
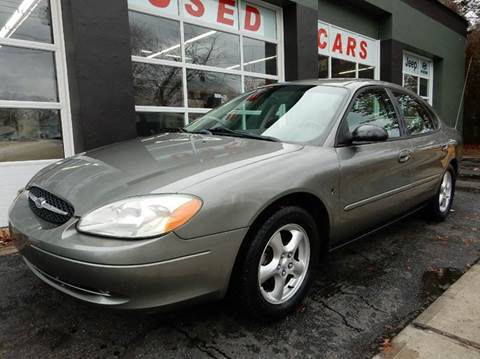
136,112 -> 185,136
0,0 -> 53,44
320,57 -> 376,79
242,37 -> 277,75
187,70 -> 241,108
132,63 -> 183,107
187,113 -> 205,122
0,46 -> 58,102
318,55 -> 328,78
185,24 -> 240,68
402,52 -> 433,104
332,58 -> 356,78
419,78 -> 429,98
128,0 -> 283,133
403,74 -> 418,93
0,0 -> 70,163
358,64 -> 375,79
0,109 -> 63,162
244,77 -> 276,92
129,11 -> 181,62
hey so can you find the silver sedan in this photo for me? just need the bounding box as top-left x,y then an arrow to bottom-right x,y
9,79 -> 462,320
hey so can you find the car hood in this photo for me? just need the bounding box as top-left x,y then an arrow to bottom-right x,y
28,133 -> 303,216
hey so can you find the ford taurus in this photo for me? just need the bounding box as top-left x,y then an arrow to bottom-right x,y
9,79 -> 462,320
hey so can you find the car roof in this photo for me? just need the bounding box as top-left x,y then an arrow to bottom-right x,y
279,78 -> 407,92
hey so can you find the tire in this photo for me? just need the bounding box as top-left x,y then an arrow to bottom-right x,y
235,206 -> 320,321
427,164 -> 456,222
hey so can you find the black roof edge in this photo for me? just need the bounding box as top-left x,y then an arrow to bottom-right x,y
434,0 -> 470,25
401,0 -> 469,37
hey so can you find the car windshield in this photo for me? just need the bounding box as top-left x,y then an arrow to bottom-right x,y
184,85 -> 348,144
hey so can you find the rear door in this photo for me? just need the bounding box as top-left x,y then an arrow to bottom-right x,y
391,91 -> 447,206
335,87 -> 414,241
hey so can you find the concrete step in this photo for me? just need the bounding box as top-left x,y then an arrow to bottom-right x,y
460,158 -> 480,182
457,180 -> 480,193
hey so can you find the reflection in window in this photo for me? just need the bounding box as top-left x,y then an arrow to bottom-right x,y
358,64 -> 375,79
129,11 -> 181,62
187,70 -> 241,108
393,92 -> 437,135
184,24 -> 240,68
187,112 -> 206,123
186,85 -> 347,144
332,58 -> 356,78
346,89 -> 400,138
403,74 -> 418,93
132,63 -> 183,107
318,56 -> 376,79
318,55 -> 329,78
0,0 -> 53,43
242,37 -> 277,75
136,112 -> 184,136
244,77 -> 276,92
0,108 -> 63,162
403,74 -> 431,103
0,45 -> 58,102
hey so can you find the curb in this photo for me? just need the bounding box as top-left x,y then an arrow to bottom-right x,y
373,264 -> 480,358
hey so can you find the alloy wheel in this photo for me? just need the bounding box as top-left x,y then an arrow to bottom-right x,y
258,224 -> 310,305
439,171 -> 453,213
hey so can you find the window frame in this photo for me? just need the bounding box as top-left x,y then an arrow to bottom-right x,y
335,86 -> 407,147
128,0 -> 284,127
319,55 -> 378,81
389,89 -> 442,139
0,0 -> 73,166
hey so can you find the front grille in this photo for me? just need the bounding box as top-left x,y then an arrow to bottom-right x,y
28,187 -> 75,225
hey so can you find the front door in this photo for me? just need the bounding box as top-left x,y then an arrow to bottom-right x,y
335,87 -> 413,241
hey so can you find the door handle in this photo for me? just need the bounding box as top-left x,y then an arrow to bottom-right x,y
398,149 -> 412,163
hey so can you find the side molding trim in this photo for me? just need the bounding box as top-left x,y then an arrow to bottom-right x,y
344,174 -> 440,212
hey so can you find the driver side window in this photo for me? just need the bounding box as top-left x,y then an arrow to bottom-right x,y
346,89 -> 400,139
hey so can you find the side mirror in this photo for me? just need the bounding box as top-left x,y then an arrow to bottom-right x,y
351,124 -> 388,143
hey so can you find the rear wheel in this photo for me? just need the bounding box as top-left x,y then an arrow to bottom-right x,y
427,165 -> 456,221
235,207 -> 320,321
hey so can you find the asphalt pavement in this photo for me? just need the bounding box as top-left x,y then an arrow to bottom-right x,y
1,188 -> 479,359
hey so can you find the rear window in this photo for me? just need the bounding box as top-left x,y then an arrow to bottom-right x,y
393,92 -> 438,135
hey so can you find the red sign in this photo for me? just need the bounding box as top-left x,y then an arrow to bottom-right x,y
129,0 -> 277,39
317,21 -> 378,67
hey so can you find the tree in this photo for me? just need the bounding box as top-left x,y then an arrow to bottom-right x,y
439,0 -> 479,25
439,0 -> 480,143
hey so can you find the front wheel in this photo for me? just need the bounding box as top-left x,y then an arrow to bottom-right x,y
235,207 -> 320,321
427,165 -> 456,221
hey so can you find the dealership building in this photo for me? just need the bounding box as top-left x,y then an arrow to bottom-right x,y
0,0 -> 468,225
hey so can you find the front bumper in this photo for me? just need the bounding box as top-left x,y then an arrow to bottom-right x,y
9,192 -> 247,310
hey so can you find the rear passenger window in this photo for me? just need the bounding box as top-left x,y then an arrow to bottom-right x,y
393,92 -> 437,135
346,89 -> 400,139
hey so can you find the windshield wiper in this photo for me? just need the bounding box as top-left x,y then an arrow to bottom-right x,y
208,127 -> 280,143
184,126 -> 279,142
182,128 -> 212,135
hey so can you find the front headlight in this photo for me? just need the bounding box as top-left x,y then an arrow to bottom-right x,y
77,194 -> 202,239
